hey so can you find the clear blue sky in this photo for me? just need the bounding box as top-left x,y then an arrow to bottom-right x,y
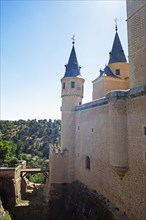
1,0 -> 128,120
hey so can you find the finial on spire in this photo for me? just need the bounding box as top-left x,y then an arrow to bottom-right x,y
71,35 -> 75,45
114,18 -> 118,32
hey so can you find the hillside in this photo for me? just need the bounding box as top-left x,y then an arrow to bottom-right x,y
0,119 -> 61,181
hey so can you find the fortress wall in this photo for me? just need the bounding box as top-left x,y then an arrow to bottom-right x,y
74,94 -> 146,220
49,147 -> 68,184
127,0 -> 146,87
126,95 -> 146,219
126,0 -> 146,17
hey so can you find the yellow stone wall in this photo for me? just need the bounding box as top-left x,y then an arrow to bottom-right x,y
92,63 -> 129,100
74,93 -> 146,220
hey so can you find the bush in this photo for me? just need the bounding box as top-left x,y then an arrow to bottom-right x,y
1,211 -> 12,220
6,157 -> 19,167
27,173 -> 45,183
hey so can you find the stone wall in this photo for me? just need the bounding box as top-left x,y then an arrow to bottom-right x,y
49,182 -> 128,220
127,0 -> 146,87
74,87 -> 146,220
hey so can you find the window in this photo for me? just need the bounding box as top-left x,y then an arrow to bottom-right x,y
71,81 -> 75,88
85,156 -> 90,170
78,126 -> 80,130
91,128 -> 94,132
116,69 -> 120,76
144,127 -> 146,135
63,82 -> 65,89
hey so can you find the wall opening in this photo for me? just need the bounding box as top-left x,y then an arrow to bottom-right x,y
63,82 -> 65,89
71,81 -> 75,88
116,69 -> 120,76
144,127 -> 146,135
85,156 -> 90,170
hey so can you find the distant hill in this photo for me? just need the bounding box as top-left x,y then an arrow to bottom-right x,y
0,119 -> 61,164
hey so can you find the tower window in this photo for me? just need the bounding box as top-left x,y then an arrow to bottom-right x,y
71,81 -> 75,88
116,69 -> 120,75
85,156 -> 90,170
63,82 -> 65,89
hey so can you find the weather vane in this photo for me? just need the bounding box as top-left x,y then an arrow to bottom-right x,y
71,35 -> 75,44
114,18 -> 118,31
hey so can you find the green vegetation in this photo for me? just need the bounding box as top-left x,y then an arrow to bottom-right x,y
0,211 -> 12,220
0,119 -> 61,181
0,139 -> 12,161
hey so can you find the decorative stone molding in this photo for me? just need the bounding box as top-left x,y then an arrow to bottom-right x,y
111,166 -> 128,180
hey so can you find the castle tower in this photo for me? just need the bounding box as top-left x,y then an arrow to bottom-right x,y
61,39 -> 85,183
126,0 -> 146,88
92,24 -> 129,100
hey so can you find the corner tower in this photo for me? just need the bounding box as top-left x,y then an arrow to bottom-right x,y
92,24 -> 129,100
61,39 -> 85,183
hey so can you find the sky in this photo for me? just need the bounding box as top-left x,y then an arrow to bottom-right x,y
1,0 -> 128,121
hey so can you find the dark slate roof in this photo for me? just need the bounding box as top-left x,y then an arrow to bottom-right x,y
108,32 -> 127,64
99,66 -> 117,77
64,44 -> 81,77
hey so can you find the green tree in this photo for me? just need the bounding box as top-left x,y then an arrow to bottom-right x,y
0,138 -> 12,161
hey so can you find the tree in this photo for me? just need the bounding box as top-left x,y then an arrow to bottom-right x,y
0,138 -> 12,161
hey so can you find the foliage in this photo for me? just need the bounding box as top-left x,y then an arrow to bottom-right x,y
27,173 -> 45,183
0,119 -> 61,160
0,138 -> 12,161
5,157 -> 19,167
0,119 -> 61,182
0,211 -> 12,220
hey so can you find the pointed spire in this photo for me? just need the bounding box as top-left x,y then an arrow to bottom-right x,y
64,37 -> 81,78
108,23 -> 127,65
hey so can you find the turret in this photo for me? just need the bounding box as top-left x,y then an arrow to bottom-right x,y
61,38 -> 85,182
92,23 -> 129,100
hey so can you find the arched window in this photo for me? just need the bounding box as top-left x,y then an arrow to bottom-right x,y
85,156 -> 90,170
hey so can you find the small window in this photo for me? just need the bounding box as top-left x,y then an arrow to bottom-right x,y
71,81 -> 75,88
79,102 -> 81,105
85,156 -> 90,170
63,82 -> 65,89
91,128 -> 94,132
116,69 -> 120,76
144,127 -> 146,135
78,126 -> 80,130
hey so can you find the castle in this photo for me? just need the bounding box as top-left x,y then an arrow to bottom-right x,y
49,1 -> 146,220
